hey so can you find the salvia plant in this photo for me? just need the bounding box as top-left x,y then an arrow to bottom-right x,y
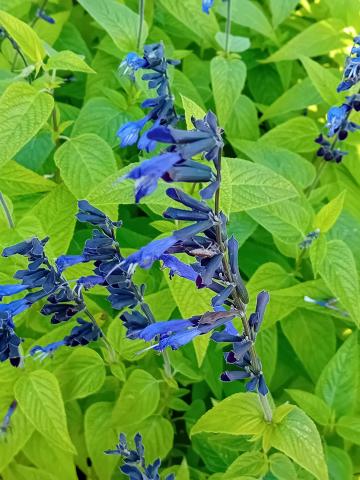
0,1 -> 359,480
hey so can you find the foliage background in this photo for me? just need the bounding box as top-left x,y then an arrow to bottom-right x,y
0,0 -> 360,479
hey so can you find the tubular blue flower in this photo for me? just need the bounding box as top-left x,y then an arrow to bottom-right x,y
0,284 -> 29,300
337,35 -> 360,92
148,111 -> 224,163
2,237 -> 48,261
202,0 -> 215,14
315,134 -> 347,163
30,318 -> 102,359
137,312 -> 235,351
162,159 -> 215,183
120,311 -> 150,339
124,152 -> 182,203
299,229 -> 320,249
56,255 -> 86,273
326,104 -> 352,137
120,236 -> 178,270
227,236 -> 249,304
160,254 -> 199,282
77,200 -> 122,236
117,116 -> 150,148
0,314 -> 22,367
36,8 -> 55,23
0,400 -> 17,436
105,433 -> 176,480
120,52 -> 147,80
107,285 -> 138,310
248,291 -> 270,336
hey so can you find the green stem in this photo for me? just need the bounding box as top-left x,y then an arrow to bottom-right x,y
225,0 -> 232,56
0,192 -> 14,228
137,0 -> 145,52
214,152 -> 273,423
84,308 -> 116,363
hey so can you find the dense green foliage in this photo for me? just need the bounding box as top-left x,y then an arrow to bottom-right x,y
0,0 -> 360,479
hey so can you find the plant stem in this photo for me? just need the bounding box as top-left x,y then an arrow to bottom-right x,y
225,0 -> 232,56
0,192 -> 14,228
84,308 -> 117,363
139,297 -> 173,377
137,0 -> 145,52
214,152 -> 273,422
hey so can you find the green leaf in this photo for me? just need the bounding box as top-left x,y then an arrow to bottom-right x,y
285,389 -> 332,426
55,134 -> 117,198
325,446 -> 353,480
0,9 -> 45,63
84,402 -> 118,480
77,0 -> 147,51
247,197 -> 311,243
259,116 -> 319,153
128,415 -> 174,461
72,97 -> 133,148
158,0 -> 219,48
215,33 -> 250,53
181,94 -> 206,130
191,393 -> 267,437
300,56 -> 340,105
46,50 -> 95,73
0,83 -> 53,166
236,140 -> 315,189
224,451 -> 268,478
211,56 -> 246,127
0,408 -> 34,473
225,95 -> 260,142
261,78 -> 321,121
316,332 -> 359,416
269,405 -> 328,480
255,326 -> 277,384
0,160 -> 55,195
112,369 -> 160,428
24,184 -> 77,257
269,0 -> 299,28
264,19 -> 346,62
164,273 -> 213,367
224,158 -> 298,212
54,348 -> 106,401
318,240 -> 360,324
2,464 -> 56,480
281,310 -> 336,382
269,452 -> 298,480
314,191 -> 346,233
218,0 -> 275,40
335,415 -> 360,445
310,234 -> 327,277
14,370 -> 76,453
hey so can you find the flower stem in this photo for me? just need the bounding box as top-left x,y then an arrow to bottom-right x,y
225,0 -> 232,56
0,192 -> 14,229
214,152 -> 273,422
137,0 -> 145,52
84,308 -> 117,363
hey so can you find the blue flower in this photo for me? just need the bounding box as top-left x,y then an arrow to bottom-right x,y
202,0 -> 215,14
148,111 -> 224,163
2,237 -> 48,261
326,104 -> 351,137
228,236 -> 249,304
117,116 -> 150,148
56,255 -> 86,273
124,152 -> 182,203
0,400 -> 17,436
0,314 -> 22,367
162,159 -> 215,183
337,35 -> 360,92
120,311 -> 150,339
160,254 -> 199,282
121,236 -> 178,270
120,52 -> 147,80
137,311 -> 235,351
105,433 -> 174,480
30,318 -> 102,359
248,291 -> 270,336
315,134 -> 347,163
77,200 -> 121,237
36,8 -> 55,24
0,284 -> 29,300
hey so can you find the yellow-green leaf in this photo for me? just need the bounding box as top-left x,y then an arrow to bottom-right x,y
46,50 -> 95,74
314,191 -> 346,233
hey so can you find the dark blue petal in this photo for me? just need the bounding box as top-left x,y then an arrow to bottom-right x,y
160,254 -> 199,282
139,319 -> 192,341
56,255 -> 86,273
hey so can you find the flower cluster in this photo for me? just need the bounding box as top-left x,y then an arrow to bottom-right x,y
117,43 -> 179,152
337,36 -> 360,92
105,432 -> 175,480
215,291 -> 270,396
119,104 -> 270,399
123,111 -> 222,202
316,35 -> 360,163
